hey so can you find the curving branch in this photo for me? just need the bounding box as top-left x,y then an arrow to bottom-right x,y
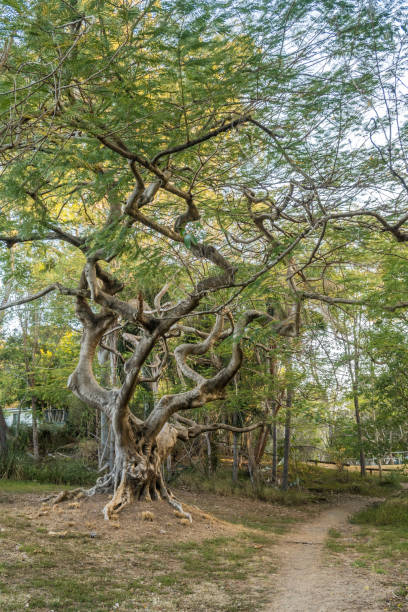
0,283 -> 88,311
67,299 -> 117,415
151,115 -> 251,165
0,228 -> 85,249
174,314 -> 225,385
0,284 -> 60,311
143,310 -> 272,438
153,282 -> 171,315
172,413 -> 264,440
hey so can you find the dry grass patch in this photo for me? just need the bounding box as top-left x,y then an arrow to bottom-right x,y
0,483 -> 305,611
325,495 -> 408,611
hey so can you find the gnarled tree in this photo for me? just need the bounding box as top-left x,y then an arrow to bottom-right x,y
65,259 -> 278,518
0,0 -> 401,514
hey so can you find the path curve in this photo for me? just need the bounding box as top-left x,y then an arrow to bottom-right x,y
266,497 -> 391,612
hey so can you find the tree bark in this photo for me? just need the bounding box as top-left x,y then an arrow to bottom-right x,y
281,387 -> 292,491
254,423 -> 268,464
232,431 -> 239,483
16,402 -> 21,434
353,385 -> 366,477
99,411 -> 110,469
247,431 -> 260,487
205,432 -> 212,475
94,419 -> 181,520
341,314 -> 366,478
271,405 -> 279,484
31,397 -> 39,461
0,407 -> 7,455
232,411 -> 240,483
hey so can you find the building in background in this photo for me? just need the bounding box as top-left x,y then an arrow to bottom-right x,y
4,402 -> 67,427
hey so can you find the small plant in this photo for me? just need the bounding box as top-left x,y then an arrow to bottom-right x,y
379,471 -> 401,488
0,449 -> 97,486
351,499 -> 408,526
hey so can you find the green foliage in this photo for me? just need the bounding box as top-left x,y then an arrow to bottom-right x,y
0,0 -> 407,495
0,449 -> 96,485
174,464 -> 314,506
351,497 -> 408,527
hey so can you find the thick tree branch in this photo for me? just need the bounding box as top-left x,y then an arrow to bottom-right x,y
143,310 -> 271,438
0,229 -> 85,249
0,283 -> 88,311
174,314 -> 225,385
173,414 -> 264,440
151,115 -> 251,165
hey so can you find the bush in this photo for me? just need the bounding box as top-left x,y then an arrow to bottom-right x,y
7,424 -> 73,454
0,448 -> 97,486
172,465 -> 313,506
171,462 -> 401,505
351,498 -> 408,526
294,464 -> 401,497
379,471 -> 402,488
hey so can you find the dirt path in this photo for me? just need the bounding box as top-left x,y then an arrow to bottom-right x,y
266,497 -> 391,612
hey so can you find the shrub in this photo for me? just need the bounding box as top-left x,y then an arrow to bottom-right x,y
351,499 -> 408,526
0,448 -> 97,486
172,465 -> 313,506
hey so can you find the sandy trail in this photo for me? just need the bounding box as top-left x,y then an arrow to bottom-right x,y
266,497 -> 391,612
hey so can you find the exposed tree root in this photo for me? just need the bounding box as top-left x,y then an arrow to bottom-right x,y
103,475 -> 133,520
166,495 -> 192,522
46,445 -> 192,523
41,488 -> 84,504
101,468 -> 192,522
45,477 -> 193,524
85,471 -> 114,496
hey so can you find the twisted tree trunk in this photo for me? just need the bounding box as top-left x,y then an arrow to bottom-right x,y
100,419 -> 179,519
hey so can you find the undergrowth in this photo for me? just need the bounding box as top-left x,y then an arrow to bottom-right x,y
351,496 -> 408,527
173,463 -> 401,505
0,490 -> 279,611
0,449 -> 96,486
326,492 -> 408,610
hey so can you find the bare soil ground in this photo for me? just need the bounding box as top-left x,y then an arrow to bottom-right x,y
1,484 -> 403,612
266,496 -> 394,612
0,484 -> 309,612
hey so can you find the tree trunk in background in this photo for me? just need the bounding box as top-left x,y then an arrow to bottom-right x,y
0,251 -> 12,456
247,431 -> 260,487
0,407 -> 7,455
353,323 -> 366,478
341,314 -> 366,478
99,411 -> 110,470
16,402 -> 21,434
31,397 -> 39,460
254,423 -> 269,465
281,387 -> 292,491
271,422 -> 277,482
205,432 -> 212,475
353,385 -> 366,477
232,431 -> 239,483
267,349 -> 280,485
97,348 -> 110,470
97,330 -> 118,472
271,404 -> 279,483
377,458 -> 382,480
232,411 -> 240,482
